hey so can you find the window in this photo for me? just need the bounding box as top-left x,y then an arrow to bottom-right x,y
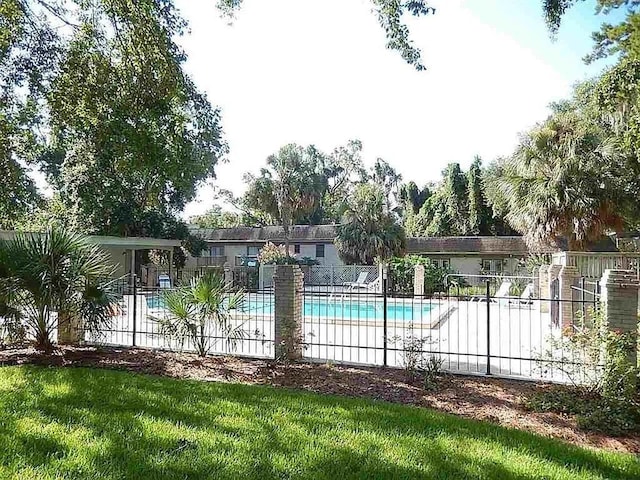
315,244 -> 325,258
482,259 -> 503,273
294,244 -> 301,254
247,246 -> 260,256
429,258 -> 450,269
209,245 -> 225,257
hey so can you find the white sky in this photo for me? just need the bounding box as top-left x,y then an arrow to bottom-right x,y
176,0 -> 606,218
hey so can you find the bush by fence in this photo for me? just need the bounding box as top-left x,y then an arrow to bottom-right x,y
388,255 -> 452,295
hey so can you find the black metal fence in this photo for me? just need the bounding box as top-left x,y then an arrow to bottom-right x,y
301,273 -> 603,382
84,273 -> 274,359
58,269 -> 609,383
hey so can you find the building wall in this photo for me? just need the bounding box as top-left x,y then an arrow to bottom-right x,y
294,242 -> 343,266
186,241 -> 345,268
101,246 -> 129,278
425,255 -> 522,277
450,257 -> 481,276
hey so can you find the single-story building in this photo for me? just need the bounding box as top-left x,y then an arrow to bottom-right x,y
188,226 -> 567,276
190,225 -> 624,277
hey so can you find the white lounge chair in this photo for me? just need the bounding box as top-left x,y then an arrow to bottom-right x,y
344,272 -> 369,289
345,273 -> 380,293
494,281 -> 512,300
471,281 -> 512,302
514,283 -> 534,305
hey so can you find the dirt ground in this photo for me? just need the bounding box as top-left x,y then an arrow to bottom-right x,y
1,346 -> 638,454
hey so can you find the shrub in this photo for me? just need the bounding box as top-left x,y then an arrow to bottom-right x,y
257,242 -> 289,264
158,271 -> 247,356
0,229 -> 115,352
531,307 -> 640,435
388,255 -> 452,295
392,333 -> 444,390
257,242 -> 318,266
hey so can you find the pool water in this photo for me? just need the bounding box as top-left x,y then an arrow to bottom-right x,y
147,295 -> 434,322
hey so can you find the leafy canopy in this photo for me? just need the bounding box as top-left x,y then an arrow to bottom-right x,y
1,1 -> 225,252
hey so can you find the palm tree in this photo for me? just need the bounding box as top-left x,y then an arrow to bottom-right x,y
489,112 -> 625,250
159,271 -> 246,356
335,184 -> 406,264
0,228 -> 115,352
267,144 -> 327,251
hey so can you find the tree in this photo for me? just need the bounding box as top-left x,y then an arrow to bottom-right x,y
400,181 -> 431,215
367,158 -> 403,215
41,13 -> 225,236
216,0 -> 436,71
405,160 -> 515,238
466,156 -> 492,235
335,183 -> 405,265
189,206 -> 242,229
488,111 -> 627,250
543,0 -> 640,63
0,228 -> 115,352
321,139 -> 367,223
1,1 -> 225,252
243,144 -> 327,249
0,154 -> 40,229
412,163 -> 468,236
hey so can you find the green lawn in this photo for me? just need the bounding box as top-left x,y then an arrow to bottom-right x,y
0,366 -> 637,480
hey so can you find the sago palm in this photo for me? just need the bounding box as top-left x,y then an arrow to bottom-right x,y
159,271 -> 246,356
0,228 -> 115,352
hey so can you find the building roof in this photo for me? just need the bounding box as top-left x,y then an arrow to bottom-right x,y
406,236 -> 618,255
190,224 -> 619,255
406,236 -> 534,255
0,230 -> 180,250
191,225 -> 339,243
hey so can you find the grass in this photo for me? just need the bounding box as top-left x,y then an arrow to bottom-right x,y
0,366 -> 638,480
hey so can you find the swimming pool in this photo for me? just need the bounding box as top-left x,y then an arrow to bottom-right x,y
147,295 -> 435,322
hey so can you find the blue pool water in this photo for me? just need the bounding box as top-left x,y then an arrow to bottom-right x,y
147,296 -> 434,322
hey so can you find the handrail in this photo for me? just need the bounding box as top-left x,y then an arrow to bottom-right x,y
570,285 -> 600,297
444,273 -> 535,285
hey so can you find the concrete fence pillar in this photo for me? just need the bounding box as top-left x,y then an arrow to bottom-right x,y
273,264 -> 304,361
539,265 -> 550,312
558,265 -> 580,330
600,269 -> 639,367
414,264 -> 425,296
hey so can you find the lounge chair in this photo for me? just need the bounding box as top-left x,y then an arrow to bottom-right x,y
343,272 -> 369,289
471,281 -> 512,302
514,283 -> 534,305
345,273 -> 381,293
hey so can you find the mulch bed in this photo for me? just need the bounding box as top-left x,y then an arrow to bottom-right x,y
1,346 -> 638,454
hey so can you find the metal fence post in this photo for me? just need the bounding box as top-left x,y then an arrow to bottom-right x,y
485,279 -> 491,375
383,272 -> 388,368
580,276 -> 586,320
132,274 -> 137,347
